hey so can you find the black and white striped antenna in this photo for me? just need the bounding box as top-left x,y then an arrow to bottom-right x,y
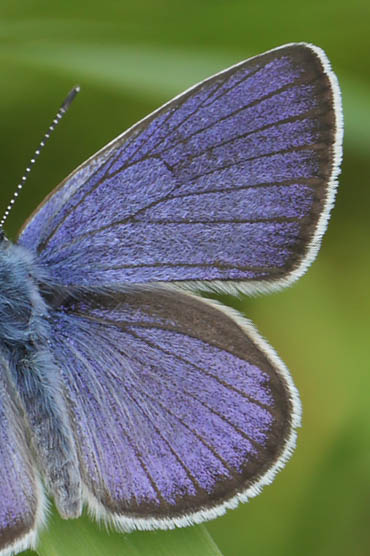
0,86 -> 80,230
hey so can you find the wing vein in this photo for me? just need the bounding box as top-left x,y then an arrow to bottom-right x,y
56,330 -> 167,505
122,63 -> 263,162
132,380 -> 243,475
116,378 -> 204,491
123,328 -> 273,415
155,78 -> 323,159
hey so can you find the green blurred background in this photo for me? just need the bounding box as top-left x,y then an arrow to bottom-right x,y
0,1 -> 369,555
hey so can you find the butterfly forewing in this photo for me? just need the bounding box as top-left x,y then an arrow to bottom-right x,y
46,287 -> 300,529
18,43 -> 342,294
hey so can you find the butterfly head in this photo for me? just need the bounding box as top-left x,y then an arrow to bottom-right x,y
0,228 -> 11,249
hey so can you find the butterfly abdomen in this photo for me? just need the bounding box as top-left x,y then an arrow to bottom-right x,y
0,239 -> 82,519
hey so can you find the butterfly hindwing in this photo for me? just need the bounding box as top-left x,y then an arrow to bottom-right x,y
46,286 -> 300,529
18,43 -> 342,294
0,353 -> 45,555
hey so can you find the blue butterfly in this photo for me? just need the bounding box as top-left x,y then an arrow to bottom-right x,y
0,43 -> 342,555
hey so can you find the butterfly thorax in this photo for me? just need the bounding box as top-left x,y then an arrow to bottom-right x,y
0,239 -> 48,347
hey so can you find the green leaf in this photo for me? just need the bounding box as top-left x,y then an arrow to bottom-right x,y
27,507 -> 223,556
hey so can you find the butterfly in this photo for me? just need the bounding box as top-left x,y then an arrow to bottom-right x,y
0,42 -> 342,555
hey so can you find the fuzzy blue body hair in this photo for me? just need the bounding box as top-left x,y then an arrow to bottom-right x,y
0,239 -> 81,518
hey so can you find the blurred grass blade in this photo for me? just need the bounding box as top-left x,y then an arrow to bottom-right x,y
35,508 -> 223,556
3,40 -> 370,156
3,42 -> 235,97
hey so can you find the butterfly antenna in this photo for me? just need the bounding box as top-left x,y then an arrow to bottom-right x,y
0,85 -> 80,230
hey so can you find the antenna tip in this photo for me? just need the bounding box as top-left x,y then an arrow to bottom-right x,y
61,86 -> 81,112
